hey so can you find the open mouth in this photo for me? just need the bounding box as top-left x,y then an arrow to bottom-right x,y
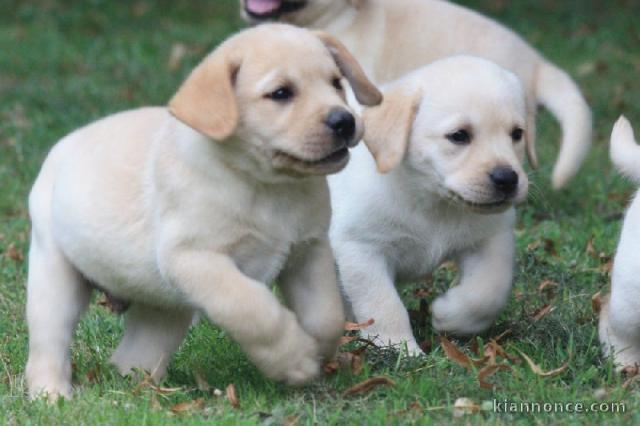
244,0 -> 307,20
446,191 -> 512,213
274,146 -> 349,173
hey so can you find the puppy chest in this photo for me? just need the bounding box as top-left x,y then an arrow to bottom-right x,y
227,236 -> 291,284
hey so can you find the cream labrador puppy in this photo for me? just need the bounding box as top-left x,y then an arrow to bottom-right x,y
25,24 -> 382,400
328,55 -> 528,354
599,117 -> 640,368
241,0 -> 592,190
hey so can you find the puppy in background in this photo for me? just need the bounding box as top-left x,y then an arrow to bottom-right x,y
329,56 -> 528,354
241,0 -> 592,189
25,24 -> 381,400
599,117 -> 640,368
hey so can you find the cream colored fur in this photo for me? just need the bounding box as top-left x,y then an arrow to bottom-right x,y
25,24 -> 381,400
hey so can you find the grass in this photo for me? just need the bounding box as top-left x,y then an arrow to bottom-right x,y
1,0 -> 640,424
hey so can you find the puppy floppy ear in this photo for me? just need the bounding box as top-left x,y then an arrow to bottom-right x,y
362,85 -> 421,173
314,31 -> 382,107
525,110 -> 539,169
169,45 -> 241,141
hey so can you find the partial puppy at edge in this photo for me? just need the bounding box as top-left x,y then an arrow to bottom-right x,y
599,117 -> 640,369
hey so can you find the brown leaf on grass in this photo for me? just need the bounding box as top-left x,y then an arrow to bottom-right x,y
532,304 -> 555,322
170,398 -> 205,413
283,415 -> 300,426
477,364 -> 511,390
440,336 -> 473,369
586,237 -> 597,257
323,360 -> 340,374
343,376 -> 395,396
599,258 -> 613,275
543,238 -> 558,256
622,365 -> 640,389
345,318 -> 375,331
5,244 -> 23,263
484,340 -> 519,365
85,367 -> 100,383
339,335 -> 358,345
592,291 -> 603,314
517,350 -> 568,377
226,384 -> 240,409
440,337 -> 486,369
493,329 -> 512,343
538,280 -> 558,293
351,353 -> 365,376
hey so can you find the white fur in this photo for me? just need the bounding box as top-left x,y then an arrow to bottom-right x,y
599,117 -> 640,368
329,56 -> 528,354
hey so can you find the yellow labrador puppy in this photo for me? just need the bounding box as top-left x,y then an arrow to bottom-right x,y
241,0 -> 592,189
599,117 -> 640,369
25,24 -> 381,400
329,56 -> 528,354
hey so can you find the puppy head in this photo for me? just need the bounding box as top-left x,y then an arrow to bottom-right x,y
169,24 -> 381,176
364,56 -> 529,213
240,0 -> 360,26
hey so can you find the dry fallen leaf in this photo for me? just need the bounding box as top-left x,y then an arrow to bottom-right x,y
440,337 -> 485,369
538,280 -> 558,293
517,350 -> 568,377
283,415 -> 299,426
343,376 -> 395,396
5,244 -> 23,263
592,291 -> 603,314
477,364 -> 511,390
532,304 -> 555,322
226,384 -> 240,409
170,398 -> 204,413
440,337 -> 473,369
345,318 -> 375,331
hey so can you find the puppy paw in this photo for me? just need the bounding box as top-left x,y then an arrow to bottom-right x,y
27,378 -> 72,402
431,291 -> 498,336
246,310 -> 321,386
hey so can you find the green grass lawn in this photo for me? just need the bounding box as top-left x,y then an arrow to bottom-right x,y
2,0 -> 640,424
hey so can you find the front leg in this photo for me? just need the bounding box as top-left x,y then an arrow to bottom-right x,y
158,246 -> 320,385
431,228 -> 514,336
335,241 -> 423,355
278,238 -> 345,362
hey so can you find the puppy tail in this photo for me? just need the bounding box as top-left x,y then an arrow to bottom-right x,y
611,116 -> 640,183
535,60 -> 592,190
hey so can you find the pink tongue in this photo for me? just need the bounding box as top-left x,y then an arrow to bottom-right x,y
246,0 -> 282,14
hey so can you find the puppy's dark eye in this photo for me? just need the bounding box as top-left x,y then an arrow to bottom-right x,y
267,86 -> 294,102
446,129 -> 471,145
511,127 -> 524,142
332,77 -> 343,91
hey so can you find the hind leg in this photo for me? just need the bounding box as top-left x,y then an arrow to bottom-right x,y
25,233 -> 92,400
110,304 -> 193,382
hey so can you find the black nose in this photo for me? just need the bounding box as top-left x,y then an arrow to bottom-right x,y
326,108 -> 356,144
489,167 -> 519,196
